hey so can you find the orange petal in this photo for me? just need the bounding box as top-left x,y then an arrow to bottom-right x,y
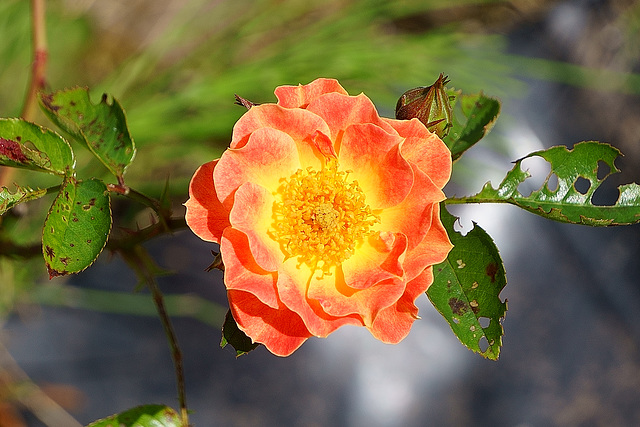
402,203 -> 453,281
228,290 -> 311,357
341,232 -> 407,290
228,182 -> 282,272
378,163 -> 445,250
368,267 -> 434,343
215,127 -> 300,211
184,160 -> 230,244
308,256 -> 405,326
384,117 -> 452,189
221,227 -> 279,309
306,93 -> 398,144
230,104 -> 332,168
274,78 -> 348,108
338,123 -> 412,209
277,258 -> 363,337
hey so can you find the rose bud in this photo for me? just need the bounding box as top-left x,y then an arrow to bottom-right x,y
395,73 -> 454,138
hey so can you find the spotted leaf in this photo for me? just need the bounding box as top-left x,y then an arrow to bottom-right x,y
42,178 -> 111,278
428,205 -> 507,360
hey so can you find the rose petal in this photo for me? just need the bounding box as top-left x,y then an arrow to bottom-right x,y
221,227 -> 279,309
215,127 -> 300,210
308,239 -> 406,325
228,182 -> 282,272
275,78 -> 348,108
338,123 -> 412,209
308,267 -> 406,326
378,163 -> 445,249
383,117 -> 452,189
341,232 -> 407,290
228,290 -> 311,357
277,258 -> 363,337
306,93 -> 398,144
230,104 -> 332,168
184,160 -> 230,244
368,267 -> 434,343
402,203 -> 453,281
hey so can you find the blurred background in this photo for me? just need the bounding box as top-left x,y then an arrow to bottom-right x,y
1,0 -> 640,425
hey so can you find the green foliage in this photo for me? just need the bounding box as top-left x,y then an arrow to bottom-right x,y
42,178 -> 111,278
429,206 -> 507,360
443,92 -> 501,161
0,118 -> 74,176
459,141 -> 640,225
39,88 -> 135,182
221,309 -> 259,356
85,404 -> 181,427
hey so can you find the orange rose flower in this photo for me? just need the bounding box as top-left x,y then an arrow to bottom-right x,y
185,78 -> 452,356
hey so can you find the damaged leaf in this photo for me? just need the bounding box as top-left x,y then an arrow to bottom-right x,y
0,185 -> 47,215
0,118 -> 74,176
462,141 -> 640,225
42,178 -> 111,278
39,87 -> 136,182
428,205 -> 507,360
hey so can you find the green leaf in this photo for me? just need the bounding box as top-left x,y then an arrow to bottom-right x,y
0,118 -> 75,176
86,404 -> 181,427
221,309 -> 259,356
39,87 -> 136,182
428,206 -> 507,360
0,185 -> 47,215
42,178 -> 112,278
458,141 -> 640,225
443,92 -> 501,161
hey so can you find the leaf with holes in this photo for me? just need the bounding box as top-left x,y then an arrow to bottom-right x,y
42,178 -> 111,278
86,404 -> 181,427
39,87 -> 135,182
428,206 -> 507,360
1,185 -> 47,215
0,118 -> 75,176
221,309 -> 259,356
443,92 -> 501,162
465,141 -> 640,225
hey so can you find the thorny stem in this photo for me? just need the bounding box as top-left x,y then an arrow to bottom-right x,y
121,246 -> 190,427
0,0 -> 48,187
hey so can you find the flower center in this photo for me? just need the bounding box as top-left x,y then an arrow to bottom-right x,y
271,159 -> 379,275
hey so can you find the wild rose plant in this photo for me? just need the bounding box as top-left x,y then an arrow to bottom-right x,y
5,71 -> 640,426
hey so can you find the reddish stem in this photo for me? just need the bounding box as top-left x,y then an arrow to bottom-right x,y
1,0 -> 48,187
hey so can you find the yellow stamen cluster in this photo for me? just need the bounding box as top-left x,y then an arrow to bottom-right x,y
271,160 -> 379,275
